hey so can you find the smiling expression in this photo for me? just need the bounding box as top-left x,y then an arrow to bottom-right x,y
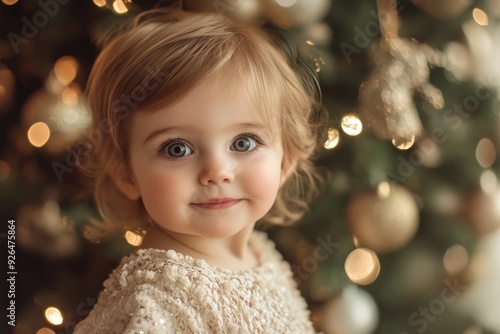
117,75 -> 285,240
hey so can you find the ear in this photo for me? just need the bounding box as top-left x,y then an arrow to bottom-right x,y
111,162 -> 141,200
280,158 -> 298,188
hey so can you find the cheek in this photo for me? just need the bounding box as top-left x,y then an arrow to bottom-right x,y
134,166 -> 189,211
241,156 -> 282,199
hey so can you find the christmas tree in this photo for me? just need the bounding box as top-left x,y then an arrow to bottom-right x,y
1,0 -> 499,333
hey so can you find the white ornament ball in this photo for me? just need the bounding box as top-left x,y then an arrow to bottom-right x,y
322,285 -> 379,334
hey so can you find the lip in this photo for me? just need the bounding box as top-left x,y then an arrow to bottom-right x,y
191,198 -> 242,210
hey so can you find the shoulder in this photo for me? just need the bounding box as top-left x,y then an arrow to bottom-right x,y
74,250 -> 214,333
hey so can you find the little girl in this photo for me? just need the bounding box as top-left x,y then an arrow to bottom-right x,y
75,7 -> 324,334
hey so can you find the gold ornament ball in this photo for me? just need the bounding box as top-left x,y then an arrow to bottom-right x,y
347,185 -> 420,253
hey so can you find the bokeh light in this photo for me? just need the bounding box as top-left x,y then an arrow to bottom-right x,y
54,56 -> 78,86
341,114 -> 363,136
392,135 -> 415,150
27,122 -> 50,148
345,248 -> 381,285
324,128 -> 339,149
472,8 -> 488,26
113,0 -> 128,14
125,231 -> 144,246
44,307 -> 63,325
443,244 -> 469,275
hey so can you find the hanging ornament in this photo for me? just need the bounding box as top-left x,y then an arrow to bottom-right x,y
263,0 -> 332,29
358,0 -> 444,143
411,0 -> 472,19
346,183 -> 420,253
321,285 -> 379,334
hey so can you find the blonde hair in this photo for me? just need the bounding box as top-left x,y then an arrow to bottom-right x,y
79,8 -> 325,239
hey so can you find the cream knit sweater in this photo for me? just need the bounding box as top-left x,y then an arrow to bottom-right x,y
74,231 -> 316,334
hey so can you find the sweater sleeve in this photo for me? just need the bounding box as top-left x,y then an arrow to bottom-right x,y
73,283 -> 205,334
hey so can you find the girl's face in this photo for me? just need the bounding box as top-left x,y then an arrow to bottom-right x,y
117,76 -> 286,240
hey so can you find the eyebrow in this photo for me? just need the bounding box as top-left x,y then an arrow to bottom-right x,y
143,123 -> 268,145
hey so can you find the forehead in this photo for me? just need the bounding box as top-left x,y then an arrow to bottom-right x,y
135,73 -> 280,131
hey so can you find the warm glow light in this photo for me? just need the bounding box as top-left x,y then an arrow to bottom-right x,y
2,0 -> 19,5
306,40 -> 315,46
443,244 -> 469,275
377,181 -> 391,199
45,307 -> 63,325
113,0 -> 128,14
324,128 -> 340,149
392,136 -> 415,150
476,138 -> 496,168
480,170 -> 498,195
472,8 -> 488,26
352,235 -> 360,247
37,328 -> 56,334
125,231 -> 143,246
345,248 -> 381,285
93,0 -> 106,7
0,159 -> 11,182
341,114 -> 363,136
54,56 -> 78,86
61,87 -> 79,104
27,122 -> 51,148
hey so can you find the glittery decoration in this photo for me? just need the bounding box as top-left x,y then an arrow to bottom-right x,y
358,38 -> 445,141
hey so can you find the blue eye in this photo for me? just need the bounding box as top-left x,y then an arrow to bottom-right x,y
231,136 -> 257,152
161,142 -> 192,157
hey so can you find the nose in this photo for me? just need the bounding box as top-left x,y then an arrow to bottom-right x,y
198,154 -> 235,186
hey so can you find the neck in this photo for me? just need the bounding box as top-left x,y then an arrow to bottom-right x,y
139,223 -> 258,270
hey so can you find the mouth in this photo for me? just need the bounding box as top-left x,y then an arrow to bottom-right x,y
191,198 -> 242,210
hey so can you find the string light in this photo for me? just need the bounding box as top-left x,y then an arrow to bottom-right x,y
113,0 -> 128,14
44,307 -> 63,325
392,135 -> 415,150
323,128 -> 339,149
472,8 -> 488,26
93,0 -> 106,7
376,181 -> 391,199
27,122 -> 51,148
345,248 -> 381,285
341,114 -> 363,136
125,231 -> 143,246
2,0 -> 18,5
54,56 -> 78,86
